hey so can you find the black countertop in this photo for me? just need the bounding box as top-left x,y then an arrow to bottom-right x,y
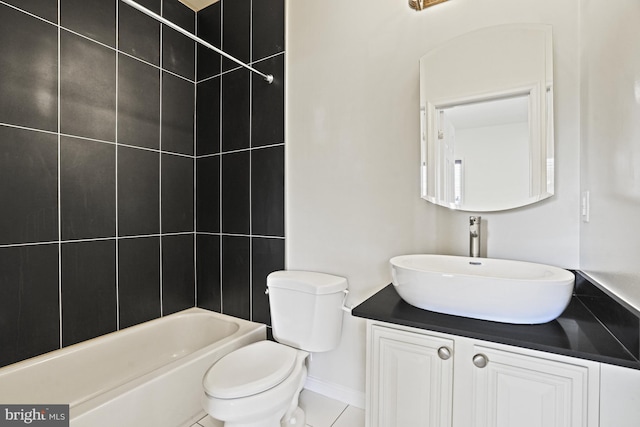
352,283 -> 640,370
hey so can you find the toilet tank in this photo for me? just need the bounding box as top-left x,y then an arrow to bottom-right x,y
267,271 -> 348,353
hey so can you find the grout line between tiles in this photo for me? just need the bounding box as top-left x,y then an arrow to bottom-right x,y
115,0 -> 121,331
56,0 -> 62,349
159,0 -> 164,318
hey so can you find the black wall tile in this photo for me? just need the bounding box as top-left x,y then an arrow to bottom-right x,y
221,0 -> 250,72
196,76 -> 221,155
251,238 -> 284,325
162,72 -> 195,155
60,31 -> 116,141
118,237 -> 161,328
251,146 -> 284,236
197,234 -> 221,312
221,235 -> 250,320
0,5 -> 58,132
118,54 -> 160,150
0,244 -> 59,368
162,234 -> 195,315
163,0 -> 195,32
118,146 -> 160,236
196,156 -> 220,233
60,136 -> 116,240
252,0 -> 284,61
222,151 -> 250,234
222,68 -> 250,152
60,0 -> 115,47
0,126 -> 58,245
119,0 -> 161,66
251,55 -> 284,148
162,154 -> 194,233
196,3 -> 221,81
3,0 -> 58,23
163,28 -> 195,80
61,240 -> 117,347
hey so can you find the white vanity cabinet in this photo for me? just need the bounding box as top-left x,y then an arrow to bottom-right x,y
367,324 -> 454,427
366,322 -> 600,427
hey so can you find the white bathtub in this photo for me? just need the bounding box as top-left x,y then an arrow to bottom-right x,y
0,308 -> 265,427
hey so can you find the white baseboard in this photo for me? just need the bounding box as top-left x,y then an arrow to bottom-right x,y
304,376 -> 366,409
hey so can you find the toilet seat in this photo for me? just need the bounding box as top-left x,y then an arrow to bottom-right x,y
203,341 -> 298,399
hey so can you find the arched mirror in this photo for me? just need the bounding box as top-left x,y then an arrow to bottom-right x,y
420,24 -> 554,212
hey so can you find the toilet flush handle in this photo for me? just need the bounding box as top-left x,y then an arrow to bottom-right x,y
341,289 -> 354,314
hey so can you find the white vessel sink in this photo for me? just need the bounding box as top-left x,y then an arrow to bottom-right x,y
390,254 -> 574,324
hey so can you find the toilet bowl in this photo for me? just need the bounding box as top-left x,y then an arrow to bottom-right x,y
202,341 -> 308,427
201,271 -> 348,427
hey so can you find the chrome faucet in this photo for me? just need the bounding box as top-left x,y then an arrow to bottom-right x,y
469,216 -> 481,258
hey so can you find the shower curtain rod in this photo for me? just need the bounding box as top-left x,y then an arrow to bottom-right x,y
121,0 -> 274,84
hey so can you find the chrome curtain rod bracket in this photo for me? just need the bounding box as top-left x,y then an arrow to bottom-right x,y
121,0 -> 274,84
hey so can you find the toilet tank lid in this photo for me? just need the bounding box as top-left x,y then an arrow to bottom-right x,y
267,271 -> 348,295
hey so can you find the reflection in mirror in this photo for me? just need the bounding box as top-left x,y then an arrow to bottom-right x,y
420,24 -> 554,212
435,94 -> 530,208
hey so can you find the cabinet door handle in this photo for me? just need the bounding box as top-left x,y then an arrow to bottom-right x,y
437,346 -> 452,360
472,353 -> 488,368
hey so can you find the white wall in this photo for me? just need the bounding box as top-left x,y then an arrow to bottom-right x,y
286,0 -> 580,403
580,0 -> 640,312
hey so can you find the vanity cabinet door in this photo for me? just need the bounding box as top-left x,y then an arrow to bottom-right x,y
470,344 -> 599,427
367,324 -> 454,427
600,363 -> 640,426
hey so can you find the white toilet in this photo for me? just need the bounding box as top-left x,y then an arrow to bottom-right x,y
201,270 -> 348,427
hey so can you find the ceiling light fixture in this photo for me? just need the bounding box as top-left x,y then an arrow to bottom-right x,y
409,0 -> 449,11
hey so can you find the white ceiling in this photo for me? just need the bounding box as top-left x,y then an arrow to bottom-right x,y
178,0 -> 219,12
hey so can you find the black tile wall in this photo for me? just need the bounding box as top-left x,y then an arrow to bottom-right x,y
162,153 -> 194,233
251,238 -> 285,325
118,237 -> 161,328
61,240 -> 117,347
118,146 -> 160,236
196,0 -> 285,325
195,75 -> 221,156
60,30 -> 117,141
0,4 -> 57,132
221,235 -> 251,320
251,55 -> 285,148
197,234 -> 221,312
196,156 -> 220,233
2,0 -> 58,23
0,0 -> 284,368
252,145 -> 285,236
221,0 -> 250,72
118,54 -> 161,150
221,151 -> 250,234
0,126 -> 58,246
161,0 -> 195,80
119,0 -> 161,66
196,3 -> 221,81
60,0 -> 116,48
221,69 -> 251,152
0,244 -> 59,367
60,136 -> 116,240
0,1 -> 197,368
252,0 -> 285,61
162,234 -> 195,315
161,71 -> 195,155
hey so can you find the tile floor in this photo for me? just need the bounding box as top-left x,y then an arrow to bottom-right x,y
190,389 -> 365,427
